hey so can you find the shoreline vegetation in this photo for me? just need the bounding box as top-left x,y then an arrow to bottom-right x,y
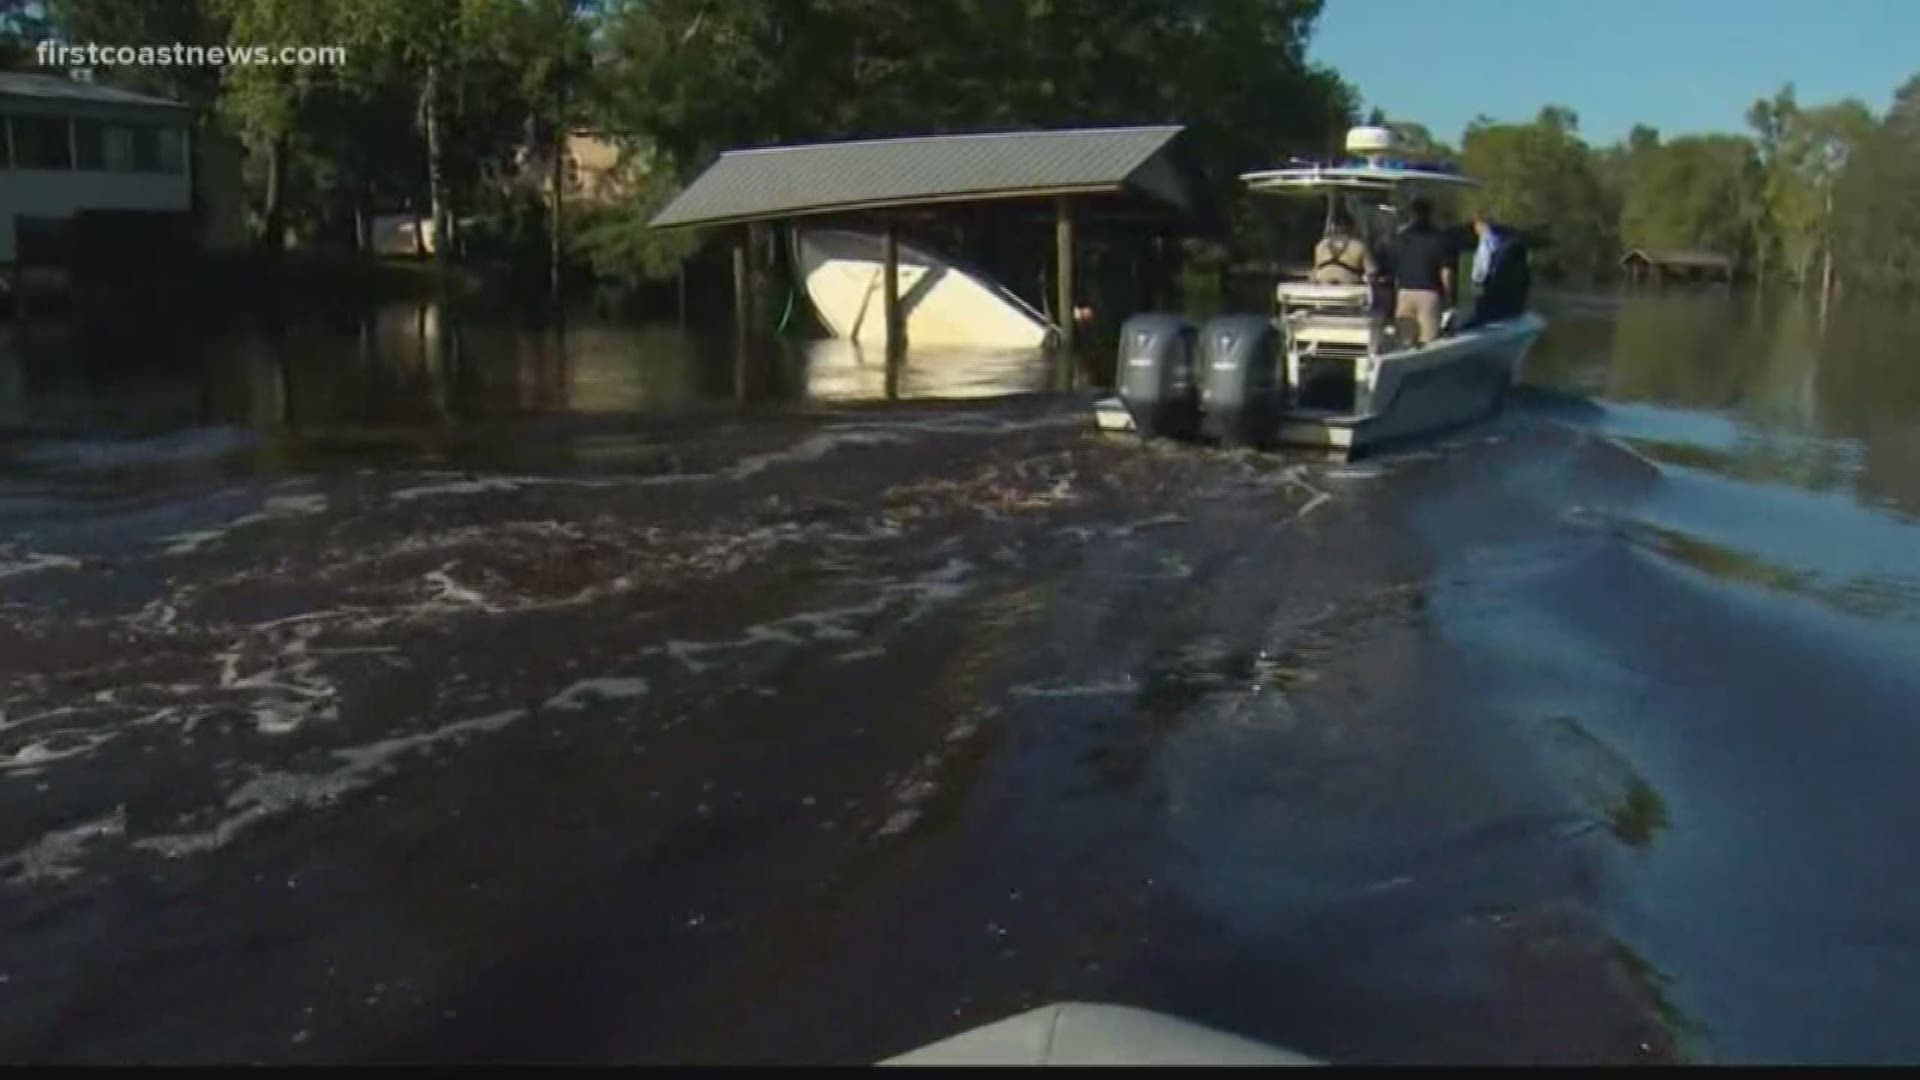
5,3 -> 1919,323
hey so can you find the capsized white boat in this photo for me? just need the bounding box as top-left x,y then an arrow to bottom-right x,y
792,228 -> 1059,350
1094,126 -> 1547,456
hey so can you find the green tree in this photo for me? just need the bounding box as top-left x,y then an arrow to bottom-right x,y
211,0 -> 349,252
331,0 -> 518,263
1748,85 -> 1873,289
37,0 -> 229,106
1619,134 -> 1762,269
1832,74 -> 1920,293
1385,120 -> 1453,163
1,0 -> 52,70
506,0 -> 595,303
600,0 -> 1351,280
1460,107 -> 1614,279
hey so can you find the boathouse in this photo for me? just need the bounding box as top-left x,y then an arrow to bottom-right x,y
1619,248 -> 1734,286
649,125 -> 1218,357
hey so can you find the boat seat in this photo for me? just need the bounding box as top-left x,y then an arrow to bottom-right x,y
1275,282 -> 1371,312
1286,313 -> 1377,349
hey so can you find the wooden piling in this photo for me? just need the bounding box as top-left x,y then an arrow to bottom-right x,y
1054,196 -> 1075,355
732,229 -> 751,400
732,228 -> 749,347
747,220 -> 771,336
882,222 -> 904,361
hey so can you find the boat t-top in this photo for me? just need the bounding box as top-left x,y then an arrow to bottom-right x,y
1095,125 -> 1546,455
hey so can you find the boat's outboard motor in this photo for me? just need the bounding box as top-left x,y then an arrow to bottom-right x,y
1198,314 -> 1282,447
1116,313 -> 1199,440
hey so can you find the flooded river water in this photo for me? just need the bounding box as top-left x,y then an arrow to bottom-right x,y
0,291 -> 1916,1063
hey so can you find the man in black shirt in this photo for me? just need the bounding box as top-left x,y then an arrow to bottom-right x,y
1387,197 -> 1455,345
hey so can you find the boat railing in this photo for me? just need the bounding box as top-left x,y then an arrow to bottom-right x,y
1275,282 -> 1387,359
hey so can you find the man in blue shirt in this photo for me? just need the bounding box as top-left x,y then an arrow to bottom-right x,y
1462,209 -> 1529,328
1470,209 -> 1504,289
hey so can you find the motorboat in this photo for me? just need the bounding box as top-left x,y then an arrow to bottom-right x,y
1093,126 -> 1546,455
791,227 -> 1059,350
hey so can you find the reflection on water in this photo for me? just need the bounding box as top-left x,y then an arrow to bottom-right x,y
1531,291 -> 1920,518
0,336 -> 23,430
800,339 -> 1056,402
0,303 -> 1064,441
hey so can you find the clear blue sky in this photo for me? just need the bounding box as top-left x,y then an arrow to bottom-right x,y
1311,0 -> 1918,146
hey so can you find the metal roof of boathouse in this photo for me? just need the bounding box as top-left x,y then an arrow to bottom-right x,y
1618,248 -> 1733,271
650,125 -> 1212,229
0,71 -> 190,111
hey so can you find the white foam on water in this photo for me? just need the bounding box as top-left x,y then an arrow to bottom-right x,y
422,565 -> 493,610
385,472 -> 625,503
0,703 -> 93,734
127,598 -> 181,634
655,559 -> 975,670
1271,465 -> 1333,522
661,412 -> 1081,487
134,708 -> 529,859
0,551 -> 81,580
388,477 -> 523,502
160,493 -> 329,555
1009,678 -> 1138,698
724,429 -> 907,480
874,808 -> 921,837
635,471 -> 720,486
663,640 -> 720,674
330,708 -> 527,772
0,729 -> 118,772
2,807 -> 125,883
543,677 -> 649,711
213,621 -> 341,735
374,411 -> 1075,510
387,476 -> 625,503
1108,514 -> 1188,538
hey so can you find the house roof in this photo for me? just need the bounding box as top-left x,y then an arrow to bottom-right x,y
1619,248 -> 1733,270
0,71 -> 189,111
650,125 -> 1212,230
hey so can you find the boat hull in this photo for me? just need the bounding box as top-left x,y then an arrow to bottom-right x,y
1094,312 -> 1546,455
882,1002 -> 1318,1066
792,228 -> 1057,350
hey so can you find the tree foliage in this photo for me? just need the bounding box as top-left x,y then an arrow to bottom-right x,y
1460,108 -> 1614,279
19,0 -> 1920,298
1830,75 -> 1920,293
596,0 -> 1353,206
1620,134 -> 1761,261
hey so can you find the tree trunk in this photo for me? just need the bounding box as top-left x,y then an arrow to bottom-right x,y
1819,188 -> 1836,301
549,109 -> 565,310
423,60 -> 450,266
261,132 -> 288,254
